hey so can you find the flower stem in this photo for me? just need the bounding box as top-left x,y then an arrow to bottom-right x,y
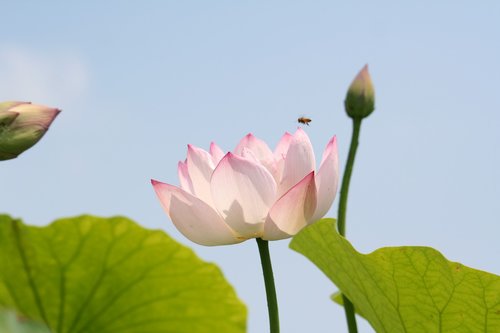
337,117 -> 362,333
256,238 -> 279,333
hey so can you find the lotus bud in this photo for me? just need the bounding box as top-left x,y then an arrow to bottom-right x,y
344,65 -> 375,119
0,102 -> 60,161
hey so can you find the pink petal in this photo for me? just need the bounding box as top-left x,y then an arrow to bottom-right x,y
234,133 -> 278,179
152,180 -> 242,246
273,132 -> 293,182
234,133 -> 274,162
0,101 -> 29,112
240,147 -> 261,164
210,152 -> 277,238
186,144 -> 216,206
9,103 -> 60,129
177,161 -> 194,194
277,128 -> 315,197
273,132 -> 293,159
263,171 -> 317,240
209,142 -> 225,165
310,136 -> 339,222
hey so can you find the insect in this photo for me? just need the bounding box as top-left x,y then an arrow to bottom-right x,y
297,117 -> 312,126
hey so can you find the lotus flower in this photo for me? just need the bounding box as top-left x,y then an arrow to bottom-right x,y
0,101 -> 60,161
152,129 -> 339,246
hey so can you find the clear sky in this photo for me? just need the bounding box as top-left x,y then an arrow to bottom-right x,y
1,1 -> 499,332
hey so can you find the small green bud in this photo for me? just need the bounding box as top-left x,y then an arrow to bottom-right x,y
344,65 -> 375,119
0,102 -> 60,161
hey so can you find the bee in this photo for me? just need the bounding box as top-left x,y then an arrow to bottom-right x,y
297,116 -> 312,126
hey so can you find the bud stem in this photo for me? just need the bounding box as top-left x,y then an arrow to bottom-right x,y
337,117 -> 362,333
256,238 -> 280,333
338,117 -> 361,236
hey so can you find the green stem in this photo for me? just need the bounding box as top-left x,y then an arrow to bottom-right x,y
337,117 -> 362,333
338,117 -> 361,236
256,238 -> 279,333
342,295 -> 358,333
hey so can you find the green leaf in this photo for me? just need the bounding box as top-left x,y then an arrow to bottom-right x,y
0,215 -> 246,333
0,309 -> 51,333
290,218 -> 500,333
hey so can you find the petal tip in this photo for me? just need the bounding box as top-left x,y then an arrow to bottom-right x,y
293,127 -> 309,138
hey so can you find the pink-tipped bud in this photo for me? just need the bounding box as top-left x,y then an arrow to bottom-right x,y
0,101 -> 60,161
344,65 -> 375,119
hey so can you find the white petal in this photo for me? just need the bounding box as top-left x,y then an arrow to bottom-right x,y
209,142 -> 225,165
152,180 -> 242,246
263,172 -> 317,240
311,136 -> 339,222
211,152 -> 277,238
186,144 -> 215,206
278,128 -> 315,197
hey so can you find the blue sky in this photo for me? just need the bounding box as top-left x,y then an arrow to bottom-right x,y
1,2 -> 499,332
